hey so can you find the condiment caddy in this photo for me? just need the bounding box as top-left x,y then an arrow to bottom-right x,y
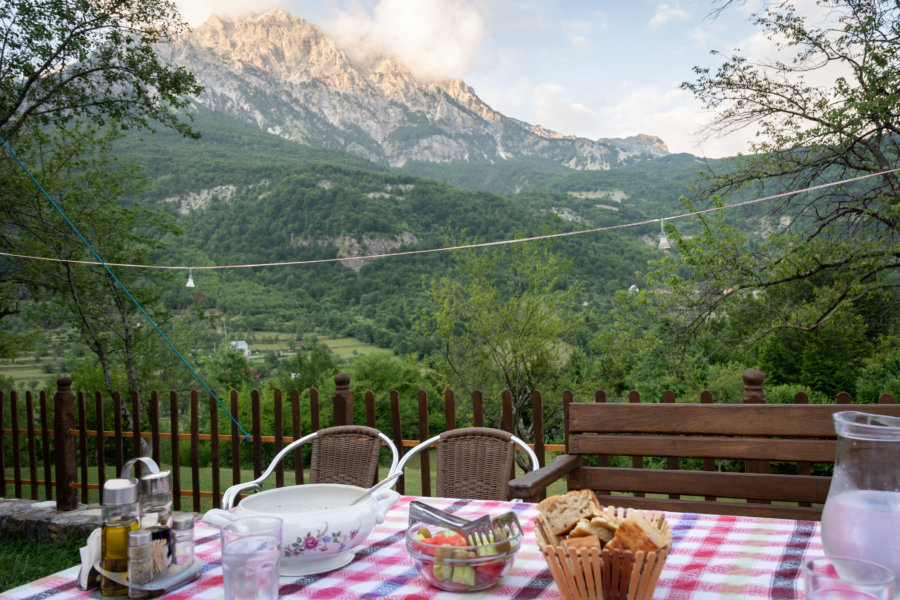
78,457 -> 200,597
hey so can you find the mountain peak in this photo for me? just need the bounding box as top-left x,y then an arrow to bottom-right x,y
602,134 -> 669,158
166,10 -> 668,168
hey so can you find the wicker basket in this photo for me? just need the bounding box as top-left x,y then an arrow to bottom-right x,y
535,506 -> 670,600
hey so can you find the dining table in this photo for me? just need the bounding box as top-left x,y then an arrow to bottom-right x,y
1,495 -> 824,600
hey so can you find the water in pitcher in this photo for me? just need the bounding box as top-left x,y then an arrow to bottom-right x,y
821,489 -> 900,595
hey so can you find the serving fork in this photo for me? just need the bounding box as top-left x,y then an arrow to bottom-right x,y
408,500 -> 523,546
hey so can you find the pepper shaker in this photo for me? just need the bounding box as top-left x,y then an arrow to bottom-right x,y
127,530 -> 153,599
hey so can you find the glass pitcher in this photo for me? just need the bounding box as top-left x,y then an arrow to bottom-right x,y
821,411 -> 900,596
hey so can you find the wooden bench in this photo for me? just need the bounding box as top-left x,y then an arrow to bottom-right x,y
509,401 -> 900,520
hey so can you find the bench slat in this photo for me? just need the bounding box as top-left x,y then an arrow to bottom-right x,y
570,434 -> 836,462
537,402 -> 900,520
579,466 -> 833,504
568,403 -> 900,437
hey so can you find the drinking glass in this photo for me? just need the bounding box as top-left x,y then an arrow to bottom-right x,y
220,516 -> 283,600
803,555 -> 895,600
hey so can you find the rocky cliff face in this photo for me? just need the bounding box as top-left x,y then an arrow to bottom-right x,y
159,9 -> 668,170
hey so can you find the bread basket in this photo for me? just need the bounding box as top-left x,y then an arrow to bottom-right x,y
535,506 -> 670,600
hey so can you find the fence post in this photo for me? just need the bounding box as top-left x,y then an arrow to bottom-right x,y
332,373 -> 353,425
54,376 -> 77,511
742,369 -> 766,404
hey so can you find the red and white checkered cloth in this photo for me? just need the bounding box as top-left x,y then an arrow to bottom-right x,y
0,496 -> 821,599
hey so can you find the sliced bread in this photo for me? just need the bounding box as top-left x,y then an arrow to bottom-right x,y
568,512 -> 620,544
604,512 -> 671,554
536,489 -> 602,537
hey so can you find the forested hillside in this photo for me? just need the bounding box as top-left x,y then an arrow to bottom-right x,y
137,108 -> 674,358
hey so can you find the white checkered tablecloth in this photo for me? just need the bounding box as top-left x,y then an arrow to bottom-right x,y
0,496 -> 823,599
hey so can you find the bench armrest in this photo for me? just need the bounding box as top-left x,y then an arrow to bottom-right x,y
509,454 -> 581,502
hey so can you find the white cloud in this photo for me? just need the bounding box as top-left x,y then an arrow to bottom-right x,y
530,83 -> 601,136
600,85 -> 753,158
175,0 -> 292,27
475,75 -> 753,158
569,35 -> 590,51
323,0 -> 485,80
649,2 -> 690,30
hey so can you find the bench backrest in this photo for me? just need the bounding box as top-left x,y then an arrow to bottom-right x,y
564,402 -> 900,520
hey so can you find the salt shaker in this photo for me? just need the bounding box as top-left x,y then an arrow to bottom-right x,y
171,512 -> 195,570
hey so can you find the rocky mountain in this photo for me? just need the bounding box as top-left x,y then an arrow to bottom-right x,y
157,9 -> 668,170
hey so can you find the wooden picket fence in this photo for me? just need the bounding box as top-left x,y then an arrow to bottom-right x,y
1,370 -> 893,512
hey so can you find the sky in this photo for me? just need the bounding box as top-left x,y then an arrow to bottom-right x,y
173,0 -> 776,158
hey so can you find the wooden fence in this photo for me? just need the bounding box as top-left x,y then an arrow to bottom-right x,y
1,370 -> 893,512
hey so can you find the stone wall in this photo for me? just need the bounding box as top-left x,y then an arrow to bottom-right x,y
0,498 -> 102,542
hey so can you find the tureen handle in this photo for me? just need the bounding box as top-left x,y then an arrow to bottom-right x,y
373,490 -> 401,523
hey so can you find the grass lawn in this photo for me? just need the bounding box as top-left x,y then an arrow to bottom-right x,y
0,354 -> 51,389
0,530 -> 83,592
318,336 -> 383,359
232,330 -> 384,359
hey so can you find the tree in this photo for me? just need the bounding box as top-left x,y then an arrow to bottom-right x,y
3,125 -> 179,404
412,237 -> 584,443
205,346 -> 257,392
272,344 -> 338,394
647,0 -> 900,359
0,0 -> 203,425
1,0 -> 202,325
0,0 -> 201,142
349,351 -> 434,436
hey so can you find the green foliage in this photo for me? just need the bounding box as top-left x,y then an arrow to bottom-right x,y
348,351 -> 439,436
412,236 -> 584,439
705,361 -> 748,403
205,347 -> 258,392
594,0 -> 900,402
762,384 -> 832,405
855,337 -> 900,403
669,0 -> 900,351
0,0 -> 205,422
270,344 -> 338,394
4,1 -> 898,407
0,0 -> 202,141
759,316 -> 871,397
1,124 -> 181,407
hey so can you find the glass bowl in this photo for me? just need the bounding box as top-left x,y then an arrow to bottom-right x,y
405,520 -> 522,592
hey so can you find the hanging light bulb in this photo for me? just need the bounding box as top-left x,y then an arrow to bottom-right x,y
658,219 -> 670,250
186,267 -> 195,288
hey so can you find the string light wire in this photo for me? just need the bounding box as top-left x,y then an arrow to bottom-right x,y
2,166 -> 898,271
0,133 -> 252,442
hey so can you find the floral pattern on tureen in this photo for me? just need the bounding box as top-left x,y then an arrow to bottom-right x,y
284,523 -> 361,557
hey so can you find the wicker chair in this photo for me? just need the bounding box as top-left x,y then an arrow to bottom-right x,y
395,427 -> 539,501
222,425 -> 399,509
